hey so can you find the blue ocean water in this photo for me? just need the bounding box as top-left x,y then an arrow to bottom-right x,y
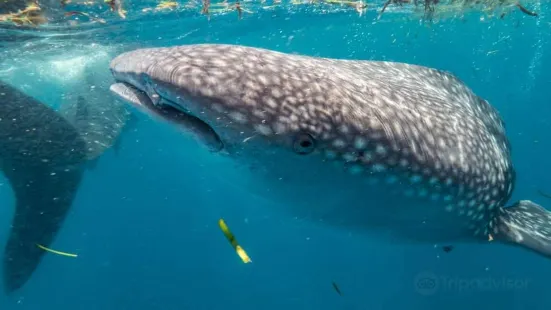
0,1 -> 551,309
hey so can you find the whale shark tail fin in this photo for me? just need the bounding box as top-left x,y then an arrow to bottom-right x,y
495,200 -> 551,259
3,166 -> 84,293
0,80 -> 87,293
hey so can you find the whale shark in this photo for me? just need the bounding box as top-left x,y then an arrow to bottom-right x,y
109,44 -> 551,259
0,80 -> 87,293
58,65 -> 134,169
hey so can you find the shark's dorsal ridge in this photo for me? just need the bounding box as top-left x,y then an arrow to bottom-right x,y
0,80 -> 87,293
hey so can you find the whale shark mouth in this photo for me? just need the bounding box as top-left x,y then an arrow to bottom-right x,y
109,82 -> 223,152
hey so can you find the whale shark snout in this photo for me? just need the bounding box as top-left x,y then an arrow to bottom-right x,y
0,80 -> 87,293
110,44 -> 551,260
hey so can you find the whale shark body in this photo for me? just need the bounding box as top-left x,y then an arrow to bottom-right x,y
109,44 -> 551,259
0,80 -> 88,292
0,42 -> 136,292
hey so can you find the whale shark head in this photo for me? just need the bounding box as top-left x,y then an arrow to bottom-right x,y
110,44 -> 551,259
109,44 -> 374,210
108,44 -> 333,158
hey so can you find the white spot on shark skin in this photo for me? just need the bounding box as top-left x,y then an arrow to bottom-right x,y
375,144 -> 387,155
354,137 -> 367,150
212,103 -> 226,113
272,122 -> 287,134
254,124 -> 273,136
229,111 -> 248,124
371,164 -> 386,172
360,151 -> 373,163
271,88 -> 283,99
257,74 -> 269,85
386,157 -> 398,166
342,152 -> 357,162
265,97 -> 278,109
339,125 -> 349,134
333,139 -> 346,148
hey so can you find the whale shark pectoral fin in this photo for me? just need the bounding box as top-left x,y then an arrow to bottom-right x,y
75,96 -> 89,121
3,165 -> 84,293
111,108 -> 136,156
495,200 -> 551,258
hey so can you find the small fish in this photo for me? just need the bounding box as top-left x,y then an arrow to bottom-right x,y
442,245 -> 454,253
537,190 -> 551,199
516,3 -> 538,17
332,281 -> 342,296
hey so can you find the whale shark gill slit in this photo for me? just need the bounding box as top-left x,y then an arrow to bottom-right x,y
0,80 -> 87,293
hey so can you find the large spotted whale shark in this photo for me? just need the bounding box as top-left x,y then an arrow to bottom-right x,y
109,44 -> 551,259
0,80 -> 88,293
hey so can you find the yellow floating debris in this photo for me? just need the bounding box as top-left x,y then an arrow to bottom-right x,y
142,1 -> 179,12
0,3 -> 46,26
218,218 -> 251,263
156,1 -> 179,10
36,244 -> 78,258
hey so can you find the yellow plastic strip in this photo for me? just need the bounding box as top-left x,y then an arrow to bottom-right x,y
36,244 -> 78,258
218,218 -> 252,263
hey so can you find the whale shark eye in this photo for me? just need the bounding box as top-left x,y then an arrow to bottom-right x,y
293,133 -> 316,155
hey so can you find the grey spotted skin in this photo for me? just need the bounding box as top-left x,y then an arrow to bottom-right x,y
0,80 -> 88,293
109,44 -> 551,259
58,60 -> 134,169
